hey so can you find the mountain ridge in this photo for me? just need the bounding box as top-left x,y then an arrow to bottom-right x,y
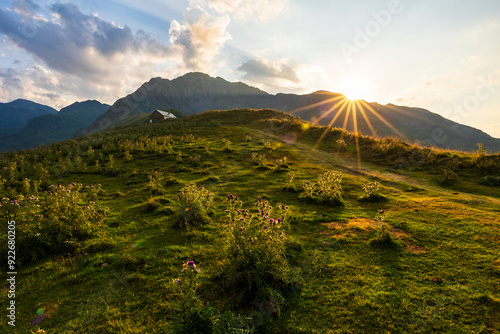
79,72 -> 500,152
0,100 -> 109,152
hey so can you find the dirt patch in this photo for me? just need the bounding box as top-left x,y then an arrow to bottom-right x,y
322,218 -> 427,253
405,244 -> 428,254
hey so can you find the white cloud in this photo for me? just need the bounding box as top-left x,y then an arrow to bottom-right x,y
169,6 -> 231,72
236,57 -> 327,94
193,0 -> 288,21
0,1 -> 235,108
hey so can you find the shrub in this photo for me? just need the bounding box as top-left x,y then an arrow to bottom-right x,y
176,183 -> 215,228
299,171 -> 343,205
281,173 -> 296,192
173,261 -> 253,333
0,183 -> 108,263
439,169 -> 458,186
148,171 -> 165,195
369,223 -> 400,249
359,181 -> 386,202
275,157 -> 288,169
216,196 -> 299,317
222,139 -> 232,153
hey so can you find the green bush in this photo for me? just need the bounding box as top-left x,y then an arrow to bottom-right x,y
216,195 -> 299,317
173,261 -> 252,333
299,171 -> 343,205
0,183 -> 107,263
176,183 -> 215,228
359,181 -> 386,202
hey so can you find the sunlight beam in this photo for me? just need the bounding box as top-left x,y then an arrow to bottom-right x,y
354,100 -> 377,137
313,97 -> 350,149
287,95 -> 344,115
359,100 -> 404,136
352,101 -> 362,169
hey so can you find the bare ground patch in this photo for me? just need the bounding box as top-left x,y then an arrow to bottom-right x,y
322,218 -> 427,253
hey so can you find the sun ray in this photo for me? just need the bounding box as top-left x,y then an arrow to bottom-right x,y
342,100 -> 352,131
355,100 -> 377,137
358,100 -> 404,136
313,97 -> 350,149
287,95 -> 344,115
352,101 -> 362,168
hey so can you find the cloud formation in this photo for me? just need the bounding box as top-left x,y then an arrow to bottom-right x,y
0,1 -> 235,108
237,57 -> 305,92
169,6 -> 231,72
0,2 -> 170,81
194,0 -> 287,21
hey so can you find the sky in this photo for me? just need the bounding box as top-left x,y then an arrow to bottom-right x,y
1,0 -> 499,137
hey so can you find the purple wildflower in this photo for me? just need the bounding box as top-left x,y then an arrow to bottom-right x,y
187,261 -> 196,269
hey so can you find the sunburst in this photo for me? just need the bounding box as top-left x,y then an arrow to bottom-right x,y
288,92 -> 405,169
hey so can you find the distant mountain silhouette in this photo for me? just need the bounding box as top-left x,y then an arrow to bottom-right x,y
0,99 -> 58,132
0,100 -> 109,152
78,72 -> 500,152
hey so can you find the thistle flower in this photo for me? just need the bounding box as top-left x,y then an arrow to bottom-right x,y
174,278 -> 182,286
270,218 -> 275,224
187,260 -> 196,269
277,218 -> 282,223
378,209 -> 385,214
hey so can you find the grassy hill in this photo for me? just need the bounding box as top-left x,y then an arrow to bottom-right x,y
1,109 -> 499,333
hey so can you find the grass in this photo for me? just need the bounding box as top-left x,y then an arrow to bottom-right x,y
0,109 -> 499,333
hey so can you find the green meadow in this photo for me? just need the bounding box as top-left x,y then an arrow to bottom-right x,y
1,109 -> 499,333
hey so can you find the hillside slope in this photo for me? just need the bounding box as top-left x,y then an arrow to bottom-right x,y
79,73 -> 500,152
1,109 -> 499,333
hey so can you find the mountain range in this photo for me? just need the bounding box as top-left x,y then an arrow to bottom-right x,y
81,72 -> 500,152
0,100 -> 109,152
1,72 -> 499,153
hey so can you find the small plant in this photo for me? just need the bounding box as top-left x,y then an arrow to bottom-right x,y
148,171 -> 165,196
359,181 -> 386,202
176,183 -> 215,228
216,195 -> 298,318
439,169 -> 458,186
107,155 -> 115,170
173,260 -> 252,333
369,224 -> 399,249
276,157 -> 288,169
123,150 -> 132,161
263,141 -> 273,150
245,135 -> 252,142
282,173 -> 296,192
299,171 -> 343,205
189,154 -> 201,167
177,151 -> 183,163
222,139 -> 232,152
369,211 -> 400,249
336,139 -> 346,150
255,154 -> 268,168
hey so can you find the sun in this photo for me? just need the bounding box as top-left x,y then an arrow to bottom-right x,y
337,77 -> 372,101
